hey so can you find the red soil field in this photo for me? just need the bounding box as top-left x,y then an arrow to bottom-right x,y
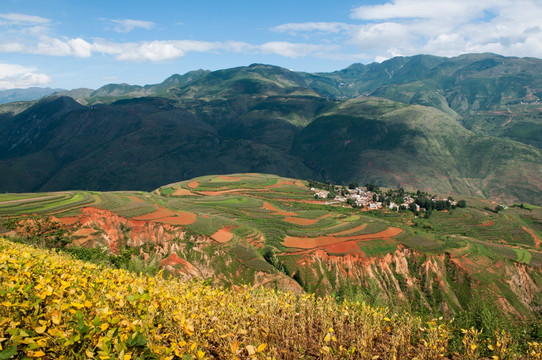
132,207 -> 175,221
523,226 -> 542,248
157,211 -> 198,225
127,195 -> 145,203
283,217 -> 318,225
478,220 -> 494,227
260,202 -> 298,217
187,181 -> 199,189
283,227 -> 403,249
323,241 -> 363,254
211,227 -> 234,243
173,188 -> 193,196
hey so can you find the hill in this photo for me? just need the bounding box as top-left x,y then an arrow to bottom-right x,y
303,53 -> 542,148
1,173 -> 541,323
3,237 -> 542,359
0,54 -> 541,205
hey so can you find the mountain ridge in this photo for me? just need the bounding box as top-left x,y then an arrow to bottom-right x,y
0,53 -> 541,205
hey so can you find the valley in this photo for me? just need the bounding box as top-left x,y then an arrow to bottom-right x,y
2,173 -> 541,321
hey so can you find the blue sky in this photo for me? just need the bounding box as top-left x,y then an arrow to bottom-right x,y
1,0 -> 542,89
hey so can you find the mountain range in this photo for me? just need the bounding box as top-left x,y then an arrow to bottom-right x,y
1,53 -> 541,204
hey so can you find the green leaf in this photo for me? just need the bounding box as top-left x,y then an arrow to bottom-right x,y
126,332 -> 147,348
0,346 -> 18,360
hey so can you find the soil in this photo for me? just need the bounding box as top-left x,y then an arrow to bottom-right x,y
187,181 -> 199,189
56,216 -> 81,225
157,211 -> 198,225
160,253 -> 199,276
173,188 -> 193,196
72,227 -> 96,236
522,226 -> 542,248
323,241 -> 363,254
478,220 -> 495,227
211,227 -> 234,243
283,227 -> 403,249
282,217 -> 318,225
132,207 -> 175,220
260,202 -> 298,217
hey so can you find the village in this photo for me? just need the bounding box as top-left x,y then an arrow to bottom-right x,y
310,181 -> 462,214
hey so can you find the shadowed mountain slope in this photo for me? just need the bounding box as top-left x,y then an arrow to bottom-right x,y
1,54 -> 541,204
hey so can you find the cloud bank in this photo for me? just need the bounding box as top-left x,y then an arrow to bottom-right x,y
1,1 -> 542,80
0,63 -> 52,89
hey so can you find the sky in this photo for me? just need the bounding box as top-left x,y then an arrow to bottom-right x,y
1,0 -> 542,90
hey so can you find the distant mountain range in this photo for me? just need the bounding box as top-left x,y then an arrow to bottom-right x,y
0,53 -> 541,204
0,87 -> 63,104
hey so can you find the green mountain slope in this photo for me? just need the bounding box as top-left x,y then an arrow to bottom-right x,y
306,53 -> 542,148
0,97 -> 316,191
0,54 -> 541,205
292,97 -> 542,204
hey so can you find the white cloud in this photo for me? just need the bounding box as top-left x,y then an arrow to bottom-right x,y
350,1 -> 491,21
347,0 -> 542,61
0,13 -> 50,25
260,41 -> 335,58
0,63 -> 51,89
93,40 -> 221,62
67,38 -> 92,57
35,36 -> 73,56
272,22 -> 351,34
109,18 -> 155,33
352,22 -> 410,50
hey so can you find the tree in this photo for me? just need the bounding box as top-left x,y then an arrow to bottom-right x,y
424,209 -> 433,219
366,183 -> 379,192
348,183 -> 358,190
457,199 -> 467,208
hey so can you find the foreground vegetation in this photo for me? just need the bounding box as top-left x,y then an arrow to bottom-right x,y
1,238 -> 541,359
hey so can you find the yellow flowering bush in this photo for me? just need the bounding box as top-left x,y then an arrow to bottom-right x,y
0,238 -> 540,359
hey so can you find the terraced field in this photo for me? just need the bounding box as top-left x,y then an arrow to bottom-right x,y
1,173 -> 541,318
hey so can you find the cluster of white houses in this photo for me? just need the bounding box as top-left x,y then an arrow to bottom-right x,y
311,187 -> 456,211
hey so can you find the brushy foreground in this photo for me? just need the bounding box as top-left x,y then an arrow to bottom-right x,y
0,238 -> 540,360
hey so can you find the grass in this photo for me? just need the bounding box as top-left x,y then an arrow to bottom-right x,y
0,193 -> 51,202
358,238 -> 398,256
514,248 -> 532,264
0,192 -> 95,216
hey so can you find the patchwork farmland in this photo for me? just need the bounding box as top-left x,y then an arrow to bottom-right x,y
1,173 -> 541,320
